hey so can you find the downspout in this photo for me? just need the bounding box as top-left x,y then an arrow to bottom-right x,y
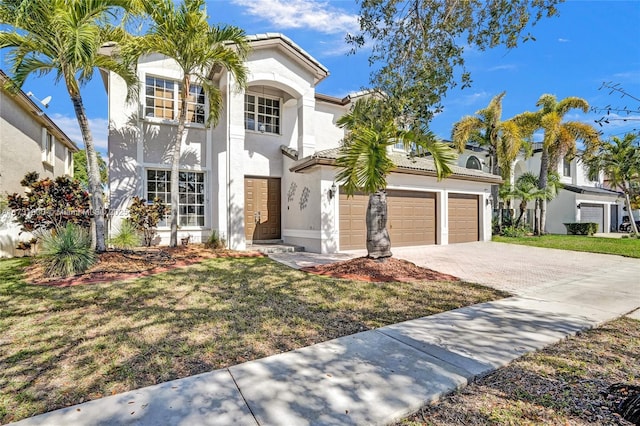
226,72 -> 231,248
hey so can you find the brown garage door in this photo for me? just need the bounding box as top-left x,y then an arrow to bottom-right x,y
339,190 -> 436,250
448,193 -> 479,244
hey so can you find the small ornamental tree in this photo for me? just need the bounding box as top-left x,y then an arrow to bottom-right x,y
128,196 -> 168,247
7,172 -> 91,248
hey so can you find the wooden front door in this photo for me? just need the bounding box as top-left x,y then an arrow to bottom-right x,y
244,177 -> 281,241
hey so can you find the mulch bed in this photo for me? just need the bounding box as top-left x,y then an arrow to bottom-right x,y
302,256 -> 460,282
24,246 -> 459,287
24,244 -> 265,287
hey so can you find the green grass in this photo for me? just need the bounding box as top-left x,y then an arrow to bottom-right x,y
0,256 -> 507,424
493,234 -> 640,258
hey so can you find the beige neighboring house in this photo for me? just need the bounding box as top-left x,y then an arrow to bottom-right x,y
0,70 -> 79,257
106,33 -> 500,253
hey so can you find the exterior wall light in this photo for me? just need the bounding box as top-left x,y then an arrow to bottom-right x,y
328,182 -> 337,199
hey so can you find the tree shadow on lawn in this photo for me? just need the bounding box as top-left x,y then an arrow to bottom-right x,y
0,256 -> 507,423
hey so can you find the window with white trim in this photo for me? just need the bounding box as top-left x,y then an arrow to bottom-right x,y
466,156 -> 482,170
146,169 -> 206,227
145,76 -> 205,124
65,148 -> 73,175
563,158 -> 571,177
245,94 -> 280,134
42,130 -> 54,165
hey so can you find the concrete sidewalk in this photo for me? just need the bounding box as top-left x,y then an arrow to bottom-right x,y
11,243 -> 640,426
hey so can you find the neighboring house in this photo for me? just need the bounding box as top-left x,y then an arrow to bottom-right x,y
106,33 -> 500,253
0,70 -> 79,257
458,143 -> 622,234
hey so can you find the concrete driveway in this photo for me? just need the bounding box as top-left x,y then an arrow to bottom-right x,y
271,241 -> 640,314
390,241 -> 640,294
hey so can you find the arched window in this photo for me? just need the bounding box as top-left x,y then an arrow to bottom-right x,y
466,156 -> 481,170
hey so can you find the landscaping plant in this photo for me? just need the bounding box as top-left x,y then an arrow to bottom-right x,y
108,219 -> 140,249
204,230 -> 226,250
128,196 -> 168,247
38,223 -> 96,278
7,172 -> 91,250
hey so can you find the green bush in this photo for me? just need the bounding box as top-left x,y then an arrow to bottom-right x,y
205,230 -> 226,250
128,197 -> 167,247
501,225 -> 529,238
38,223 -> 96,278
564,222 -> 599,236
109,220 -> 140,249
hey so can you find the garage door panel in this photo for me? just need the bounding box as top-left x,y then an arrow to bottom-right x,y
340,190 -> 436,250
580,203 -> 604,233
449,194 -> 479,244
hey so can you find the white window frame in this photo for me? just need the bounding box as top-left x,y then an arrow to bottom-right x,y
65,147 -> 74,176
144,75 -> 206,125
41,129 -> 54,166
563,158 -> 572,177
145,168 -> 207,228
244,93 -> 281,135
466,156 -> 482,170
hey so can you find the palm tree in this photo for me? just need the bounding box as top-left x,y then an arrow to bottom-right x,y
336,97 -> 457,258
584,133 -> 640,236
0,0 -> 138,252
518,94 -> 600,234
451,92 -> 528,208
510,172 -> 559,230
124,0 -> 248,247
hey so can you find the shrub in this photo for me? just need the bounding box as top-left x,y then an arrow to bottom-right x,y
205,230 -> 226,250
128,197 -> 167,247
501,225 -> 529,238
109,220 -> 140,249
38,223 -> 96,277
564,222 -> 599,236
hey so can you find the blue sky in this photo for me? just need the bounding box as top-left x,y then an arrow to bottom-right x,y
4,0 -> 640,156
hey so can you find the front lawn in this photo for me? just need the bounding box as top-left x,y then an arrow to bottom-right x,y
0,256 -> 506,423
493,234 -> 640,258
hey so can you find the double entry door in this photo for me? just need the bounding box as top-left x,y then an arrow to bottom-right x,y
244,176 -> 281,242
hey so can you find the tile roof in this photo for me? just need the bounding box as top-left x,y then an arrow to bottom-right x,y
288,147 -> 503,184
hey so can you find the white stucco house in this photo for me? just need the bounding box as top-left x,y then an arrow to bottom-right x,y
0,70 -> 79,257
458,143 -> 623,234
106,33 -> 501,253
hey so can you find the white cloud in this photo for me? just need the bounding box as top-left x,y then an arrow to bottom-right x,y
231,0 -> 359,35
450,91 -> 491,107
487,64 -> 517,72
50,113 -> 109,153
558,38 -> 570,43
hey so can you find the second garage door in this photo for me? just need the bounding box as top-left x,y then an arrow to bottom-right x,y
448,193 -> 479,244
339,190 -> 436,250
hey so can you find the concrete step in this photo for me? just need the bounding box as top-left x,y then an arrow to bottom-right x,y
247,243 -> 305,254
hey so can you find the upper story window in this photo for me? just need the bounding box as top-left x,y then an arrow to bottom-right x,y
145,76 -> 205,124
563,158 -> 571,177
65,148 -> 73,175
245,94 -> 280,134
466,156 -> 482,170
42,130 -> 54,165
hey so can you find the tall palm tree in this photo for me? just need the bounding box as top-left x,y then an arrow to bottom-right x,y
519,94 -> 600,234
451,92 -> 528,208
123,0 -> 248,247
584,133 -> 640,236
336,97 -> 457,258
0,0 -> 138,252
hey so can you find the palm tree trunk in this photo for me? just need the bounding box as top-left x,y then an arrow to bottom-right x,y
70,94 -> 106,252
538,148 -> 550,235
169,77 -> 190,247
623,188 -> 639,236
515,200 -> 526,227
366,190 -> 392,259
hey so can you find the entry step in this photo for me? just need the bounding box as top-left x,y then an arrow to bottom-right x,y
247,243 -> 305,254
